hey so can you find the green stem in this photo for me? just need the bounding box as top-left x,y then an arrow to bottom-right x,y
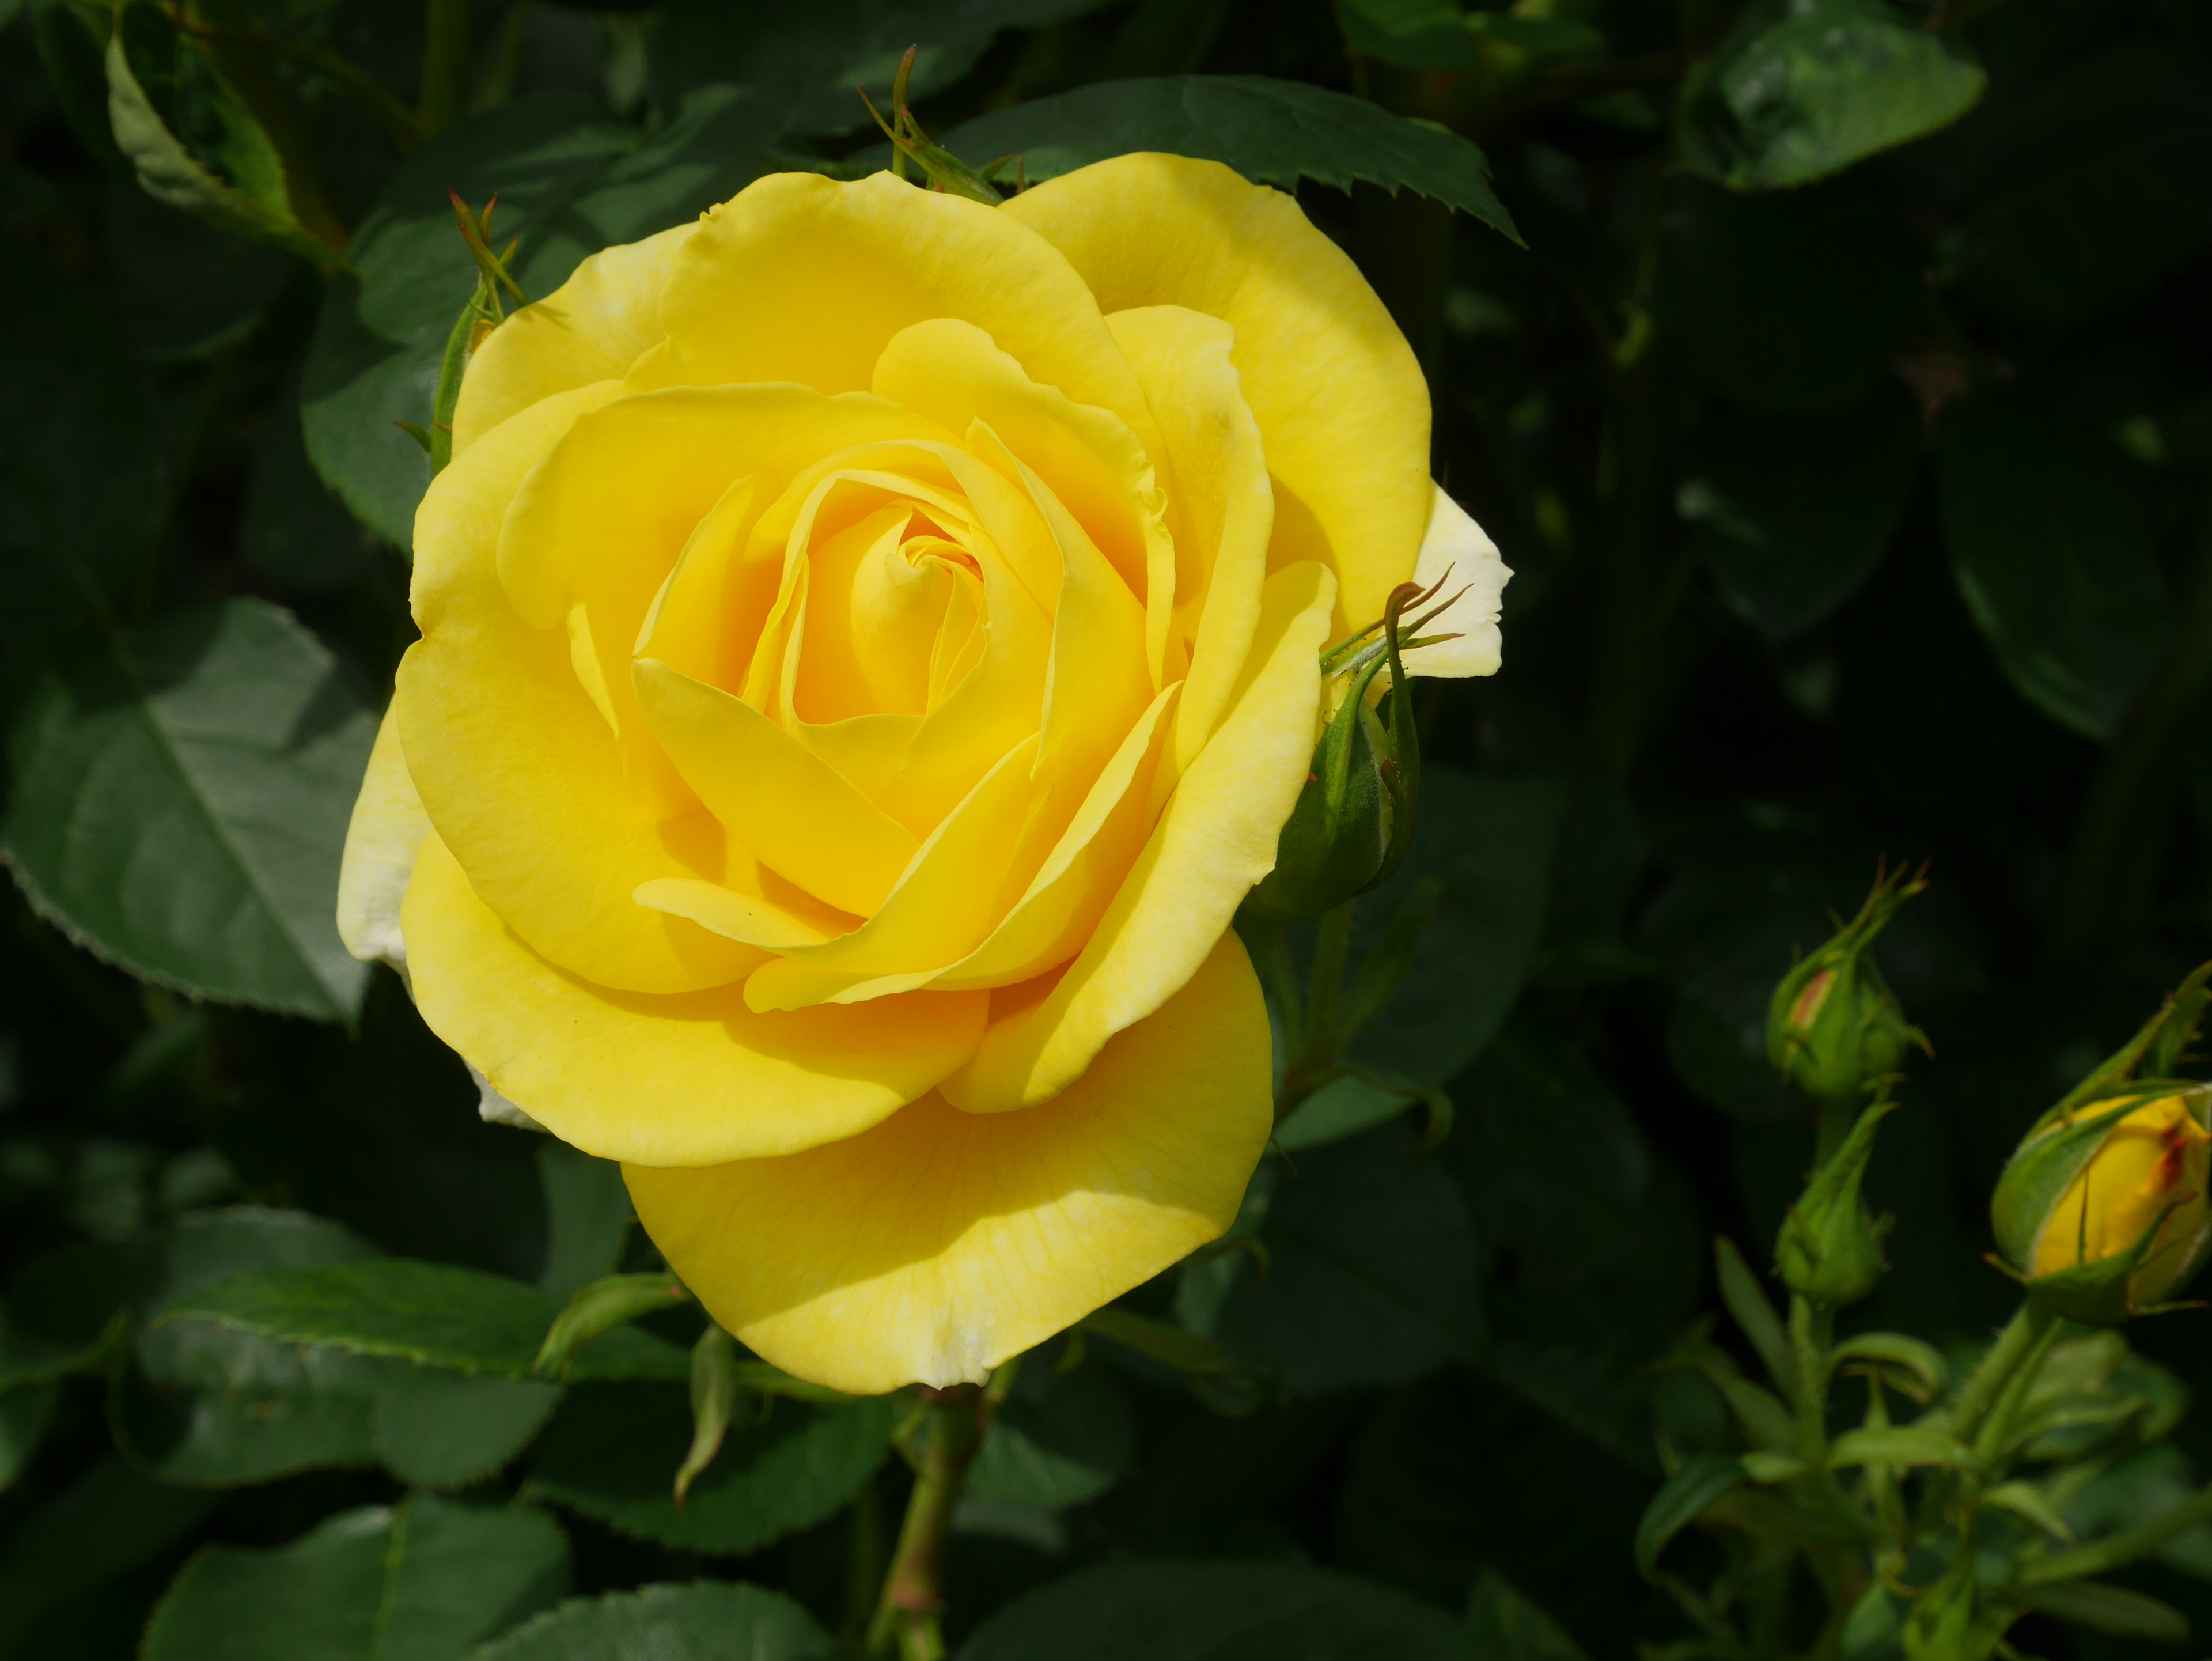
1946,1302 -> 2056,1447
2051,482 -> 2212,960
1812,1095 -> 1857,1166
419,0 -> 471,133
1278,899 -> 1357,1118
867,1379 -> 998,1659
1790,1294 -> 1830,1465
2018,1485 -> 2212,1586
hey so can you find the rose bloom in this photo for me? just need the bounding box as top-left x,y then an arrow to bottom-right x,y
337,154 -> 1507,1393
2031,1092 -> 2212,1308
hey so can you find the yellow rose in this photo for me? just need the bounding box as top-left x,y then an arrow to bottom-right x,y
335,156 -> 1508,1393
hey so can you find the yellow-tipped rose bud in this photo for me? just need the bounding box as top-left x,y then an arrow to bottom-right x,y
1766,867 -> 1929,1106
1993,1087 -> 2212,1324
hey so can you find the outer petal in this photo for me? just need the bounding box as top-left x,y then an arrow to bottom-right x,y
335,702 -> 429,968
1398,485 -> 1510,680
624,929 -> 1272,1393
634,172 -> 1162,470
403,833 -> 987,1165
452,222 -> 696,457
942,561 -> 1335,1113
402,384 -> 756,994
1006,154 -> 1429,636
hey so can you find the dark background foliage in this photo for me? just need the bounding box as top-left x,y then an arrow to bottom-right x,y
0,0 -> 2207,1655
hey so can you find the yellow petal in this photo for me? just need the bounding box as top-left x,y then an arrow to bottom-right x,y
941,561 -> 1333,1112
452,222 -> 695,459
1105,305 -> 1274,776
634,172 -> 1159,465
634,473 -> 773,693
1397,485 -> 1510,680
623,928 -> 1271,1393
335,699 -> 429,968
1006,154 -> 1429,637
870,318 -> 1171,651
632,656 -> 919,917
404,832 -> 986,1164
741,735 -> 1040,1009
403,381 -> 756,993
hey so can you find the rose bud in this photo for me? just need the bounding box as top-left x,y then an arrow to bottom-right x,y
1993,1087 -> 2212,1325
1775,1096 -> 1897,1308
1767,867 -> 1930,1108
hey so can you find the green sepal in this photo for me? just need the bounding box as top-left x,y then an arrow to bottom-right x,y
533,1271 -> 690,1379
2019,1190 -> 2199,1327
673,1323 -> 738,1507
1775,1096 -> 1896,1307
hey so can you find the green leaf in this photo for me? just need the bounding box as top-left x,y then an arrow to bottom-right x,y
1348,770 -> 1567,1085
474,1582 -> 841,1660
1218,1131 -> 1483,1395
1830,1331 -> 1949,1403
938,77 -> 1518,244
160,1258 -> 691,1382
1464,1567 -> 1592,1661
142,1495 -> 569,1661
1683,385 -> 1921,641
103,5 -> 335,267
961,1560 -> 1478,1659
370,1371 -> 562,1489
0,1380 -> 57,1492
533,1145 -> 634,1302
526,1382 -> 894,1555
1713,1236 -> 1793,1397
2066,1446 -> 2212,1579
653,0 -> 1111,135
1275,1072 -> 1417,1152
1936,42 -> 2212,330
1936,388 -> 2168,742
0,1455 -> 218,1655
1827,1425 -> 1979,1470
1656,176 -> 1921,417
105,179 -> 291,364
1680,0 -> 1983,191
1982,1480 -> 2074,1542
2011,1580 -> 2188,1643
302,86 -> 787,547
2,599 -> 377,1018
29,1 -> 128,173
1634,1454 -> 1747,1580
535,1273 -> 690,1379
0,246 -> 162,637
241,370 -> 380,592
1336,0 -> 1483,71
967,1360 -> 1134,1508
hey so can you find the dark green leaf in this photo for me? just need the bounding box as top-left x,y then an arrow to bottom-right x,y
534,1144 -> 635,1302
160,1258 -> 691,1381
939,77 -> 1518,243
1656,176 -> 1921,417
241,372 -> 381,591
1633,1454 -> 1746,1580
968,1360 -> 1134,1508
961,1559 -> 1477,1659
1680,0 -> 1984,191
475,1582 -> 841,1660
1683,385 -> 1921,641
370,1371 -> 562,1489
104,178 -> 291,363
1218,1130 -> 1484,1395
29,0 -> 127,173
141,1495 -> 569,1661
103,5 -> 334,267
302,86 -> 786,546
1827,1425 -> 1978,1470
2,599 -> 376,1017
1936,42 -> 2212,328
0,247 -> 161,637
527,1382 -> 893,1556
1464,1567 -> 1592,1661
1348,769 -> 1567,1085
0,1380 -> 57,1491
2012,1580 -> 2188,1643
1336,0 -> 1483,71
0,1455 -> 218,1654
2066,1446 -> 2212,1580
1936,389 -> 2168,741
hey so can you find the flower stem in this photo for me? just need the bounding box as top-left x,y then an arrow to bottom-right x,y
866,1376 -> 1003,1659
1789,1293 -> 1831,1466
419,0 -> 471,133
1277,899 -> 1357,1117
1946,1301 -> 2056,1447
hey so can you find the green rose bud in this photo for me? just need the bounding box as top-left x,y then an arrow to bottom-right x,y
1248,574 -> 1459,922
1775,1095 -> 1896,1307
1766,868 -> 1930,1106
